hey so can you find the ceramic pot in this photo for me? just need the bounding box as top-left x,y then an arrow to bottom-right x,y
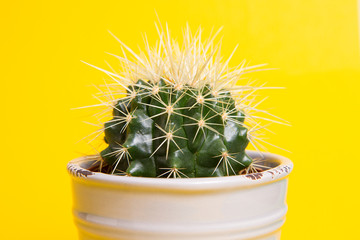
68,151 -> 293,240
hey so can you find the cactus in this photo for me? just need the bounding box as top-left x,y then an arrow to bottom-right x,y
83,25 -> 282,178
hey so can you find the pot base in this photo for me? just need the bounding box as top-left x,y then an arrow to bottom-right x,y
74,209 -> 285,240
78,230 -> 282,240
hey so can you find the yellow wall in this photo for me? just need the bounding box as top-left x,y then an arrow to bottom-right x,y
1,0 -> 359,239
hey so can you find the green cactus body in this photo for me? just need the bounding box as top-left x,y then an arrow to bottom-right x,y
100,79 -> 252,177
82,25 -> 281,177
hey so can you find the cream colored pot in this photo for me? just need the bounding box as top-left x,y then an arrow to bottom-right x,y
68,151 -> 293,240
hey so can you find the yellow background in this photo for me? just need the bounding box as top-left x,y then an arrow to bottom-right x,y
1,0 -> 360,239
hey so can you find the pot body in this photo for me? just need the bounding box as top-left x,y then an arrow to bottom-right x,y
68,151 -> 293,240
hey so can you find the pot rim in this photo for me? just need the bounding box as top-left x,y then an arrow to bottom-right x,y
67,150 -> 293,191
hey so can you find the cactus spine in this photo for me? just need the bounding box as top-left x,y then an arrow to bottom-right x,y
85,25 -> 276,177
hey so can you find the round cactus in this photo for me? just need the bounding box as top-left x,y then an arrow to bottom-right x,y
83,24 -> 282,177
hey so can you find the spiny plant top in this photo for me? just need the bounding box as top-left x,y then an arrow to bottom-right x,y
82,24 -> 287,178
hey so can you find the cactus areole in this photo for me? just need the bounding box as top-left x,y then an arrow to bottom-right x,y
84,26 -> 278,178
